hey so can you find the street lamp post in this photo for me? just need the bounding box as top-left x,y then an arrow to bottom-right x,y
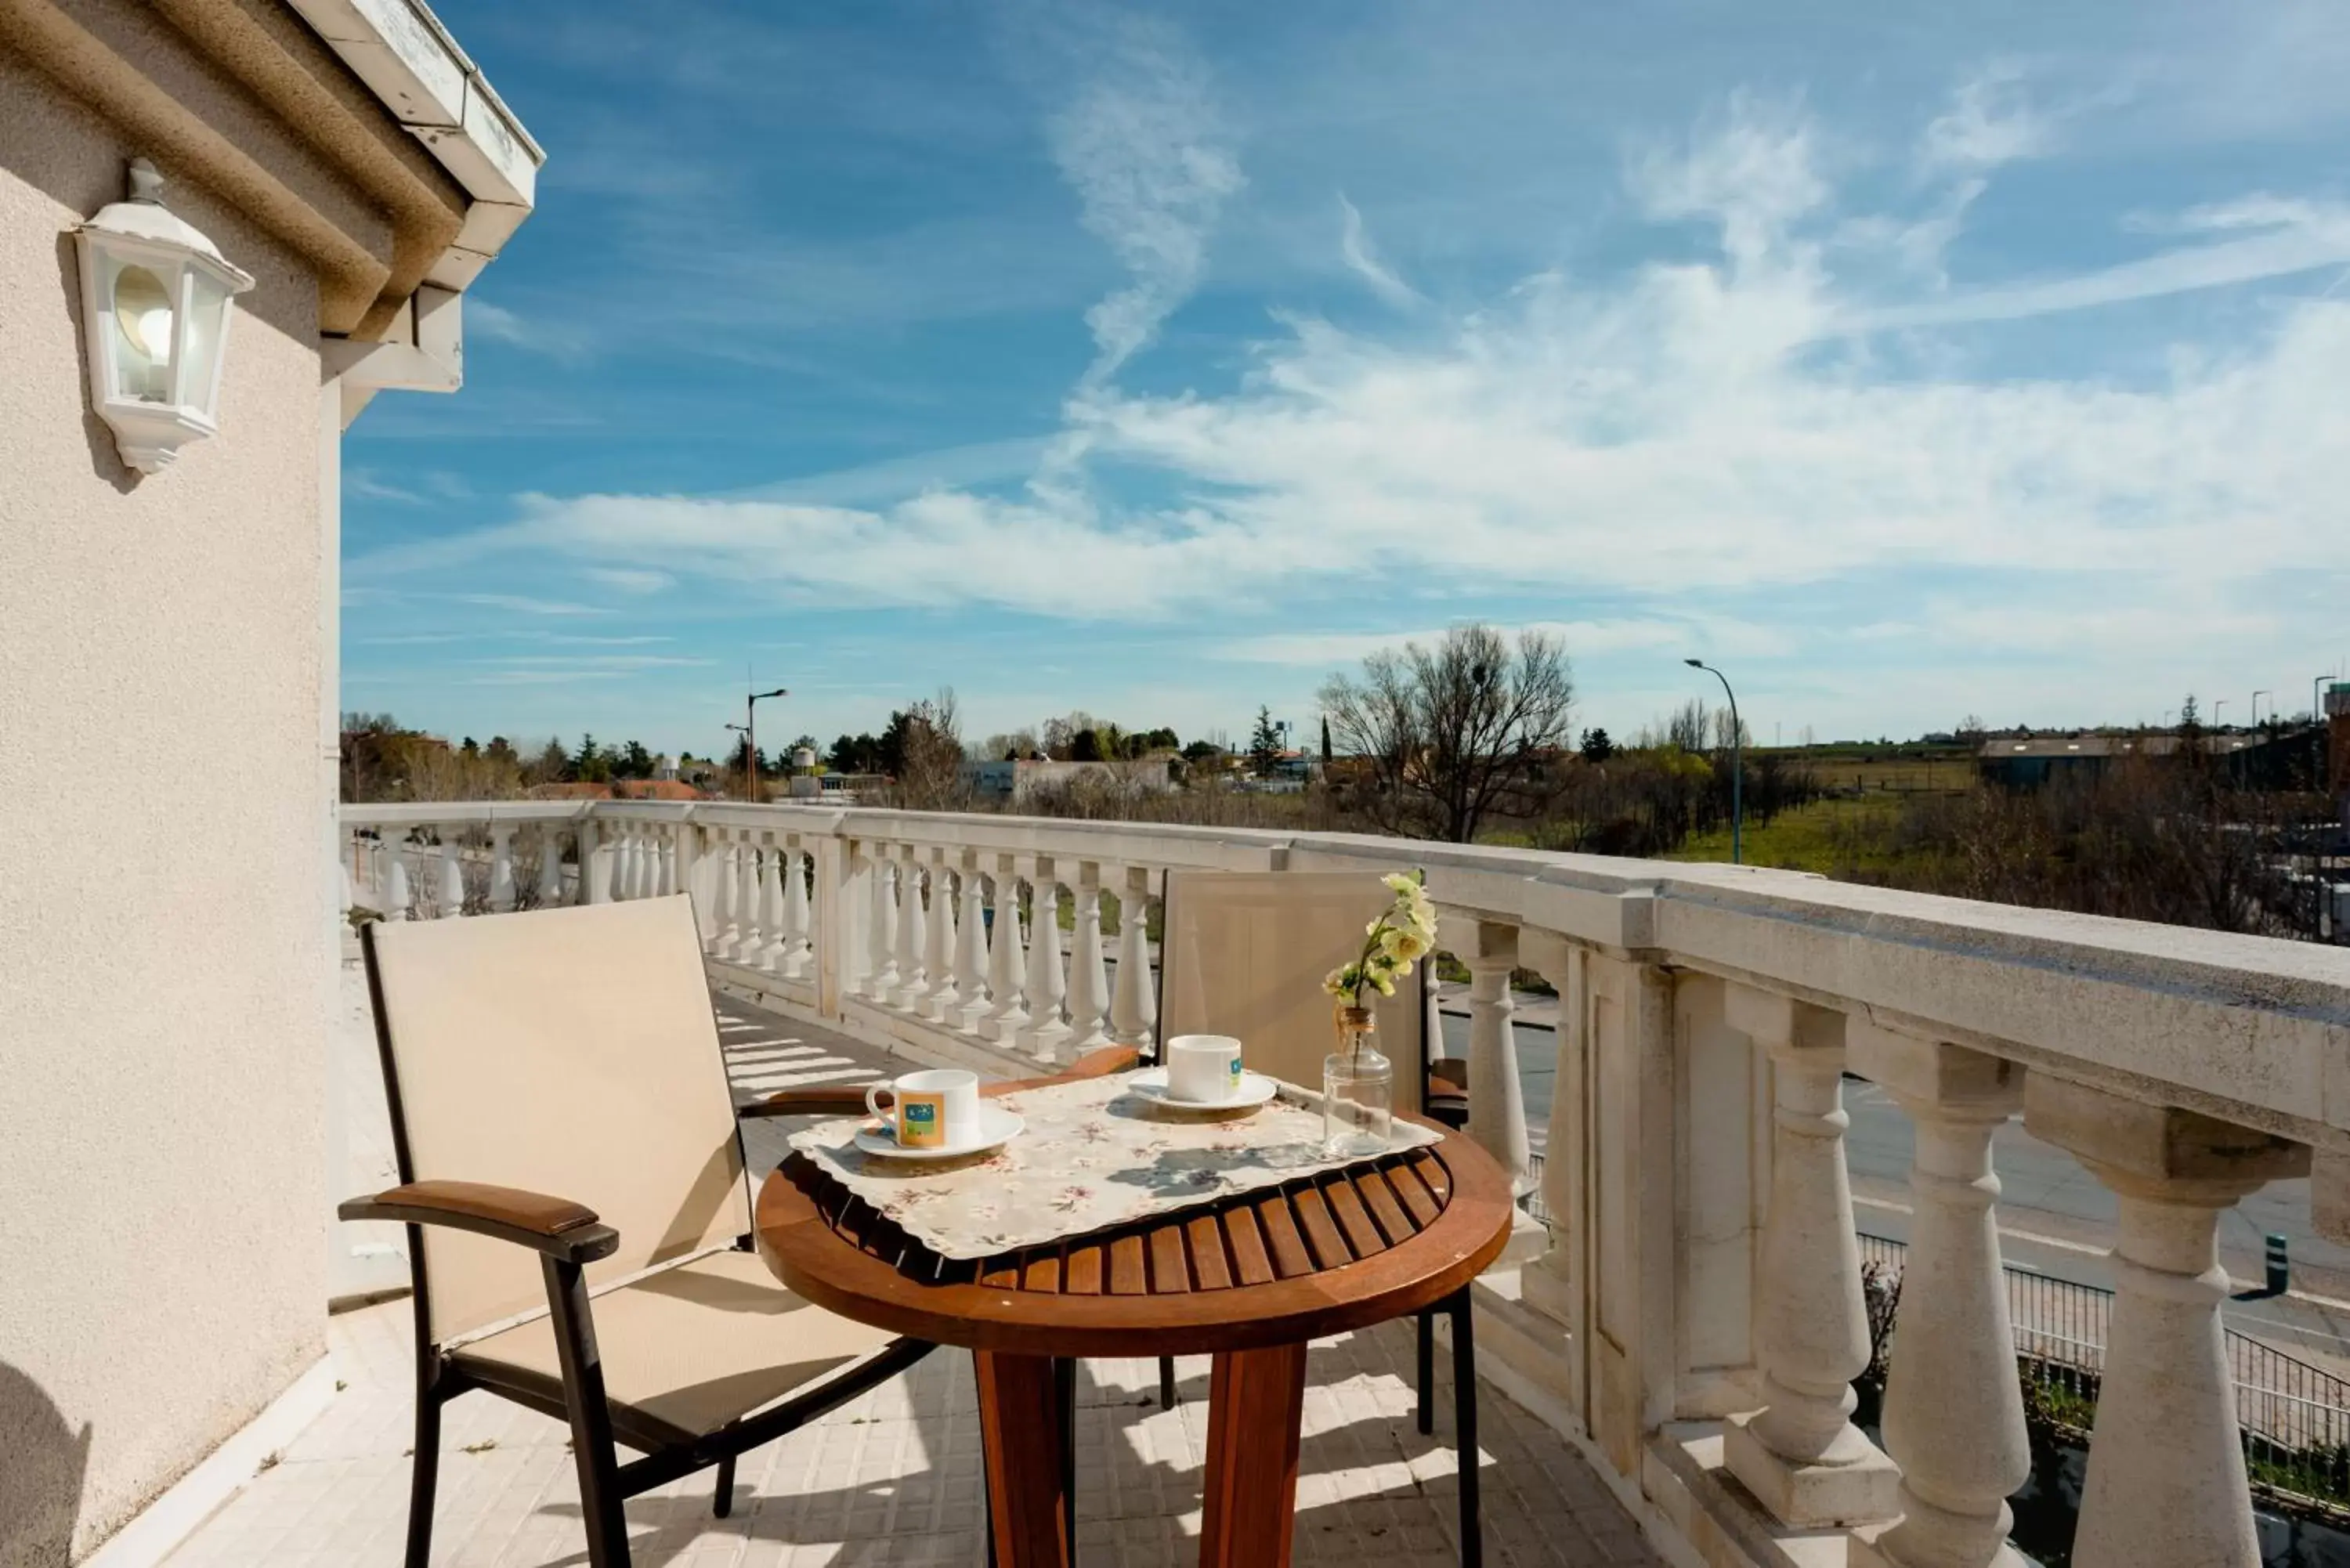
1685,659 -> 1743,865
724,723 -> 751,800
2254,690 -> 2271,727
744,685 -> 788,804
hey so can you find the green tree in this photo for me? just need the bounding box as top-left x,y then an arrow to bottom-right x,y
1248,706 -> 1282,776
573,734 -> 610,783
1580,727 -> 1615,763
1071,727 -> 1104,762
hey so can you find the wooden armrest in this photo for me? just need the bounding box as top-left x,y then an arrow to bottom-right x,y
338,1180 -> 620,1264
985,1044 -> 1141,1096
1426,1058 -> 1470,1092
740,1087 -> 871,1118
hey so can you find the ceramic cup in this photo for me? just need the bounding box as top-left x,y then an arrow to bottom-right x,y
1164,1034 -> 1246,1104
866,1068 -> 982,1150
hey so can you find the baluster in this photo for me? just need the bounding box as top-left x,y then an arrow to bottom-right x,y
780,843 -> 814,979
952,854 -> 992,1032
1462,923 -> 1531,1193
1722,986 -> 1898,1528
1847,1026 -> 2028,1568
577,817 -> 604,905
709,833 -> 739,955
537,829 -> 566,908
757,836 -> 789,971
1063,863 -> 1112,1055
607,825 -> 632,902
381,833 -> 412,921
863,851 -> 898,1000
656,826 -> 678,896
2025,1077 -> 2307,1568
487,826 -> 517,913
631,825 -> 655,900
1108,865 -> 1157,1053
890,851 -> 926,1010
730,833 -> 765,963
979,858 -> 1029,1042
437,831 -> 465,918
1018,862 -> 1069,1060
922,854 -> 960,1022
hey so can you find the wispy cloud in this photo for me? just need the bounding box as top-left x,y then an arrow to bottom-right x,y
1047,13 -> 1242,392
584,567 -> 674,594
1336,194 -> 1423,309
1921,64 -> 2052,174
347,469 -> 426,504
453,593 -> 609,617
467,298 -> 595,364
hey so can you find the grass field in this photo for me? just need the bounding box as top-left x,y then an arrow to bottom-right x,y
1668,746 -> 1979,874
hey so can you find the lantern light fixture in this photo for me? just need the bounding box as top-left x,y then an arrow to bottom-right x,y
73,158 -> 255,474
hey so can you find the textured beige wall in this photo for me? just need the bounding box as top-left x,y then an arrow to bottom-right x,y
0,49 -> 331,1566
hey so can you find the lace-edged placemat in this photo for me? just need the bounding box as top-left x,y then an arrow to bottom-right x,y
786,1071 -> 1444,1262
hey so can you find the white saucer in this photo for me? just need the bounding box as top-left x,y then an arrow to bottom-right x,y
851,1105 -> 1025,1162
1126,1067 -> 1279,1113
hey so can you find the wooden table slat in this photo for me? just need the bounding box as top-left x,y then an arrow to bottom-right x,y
1354,1166 -> 1415,1245
1222,1203 -> 1276,1286
1108,1233 -> 1150,1295
1383,1159 -> 1444,1228
1063,1239 -> 1104,1295
1321,1173 -> 1389,1259
1021,1248 -> 1062,1294
1253,1191 -> 1316,1279
980,1253 -> 1022,1289
1186,1212 -> 1234,1291
1409,1146 -> 1452,1205
1286,1183 -> 1354,1271
1148,1223 -> 1192,1295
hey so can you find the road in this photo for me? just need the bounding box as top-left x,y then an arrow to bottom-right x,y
1434,1001 -> 2350,1375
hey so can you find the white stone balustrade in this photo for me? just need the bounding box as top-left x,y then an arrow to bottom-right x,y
334,797 -> 2350,1568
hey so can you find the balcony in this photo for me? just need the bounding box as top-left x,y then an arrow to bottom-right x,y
313,797 -> 2350,1568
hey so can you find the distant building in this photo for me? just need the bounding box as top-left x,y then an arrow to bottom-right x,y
1977,730 -> 2316,791
964,757 -> 1172,802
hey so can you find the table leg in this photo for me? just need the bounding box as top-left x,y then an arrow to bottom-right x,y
1198,1340 -> 1310,1568
974,1350 -> 1070,1568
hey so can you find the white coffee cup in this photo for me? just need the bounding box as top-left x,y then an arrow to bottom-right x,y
865,1068 -> 982,1150
1163,1034 -> 1246,1104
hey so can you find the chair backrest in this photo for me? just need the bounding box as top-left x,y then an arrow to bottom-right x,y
363,895 -> 750,1345
1156,872 -> 1426,1096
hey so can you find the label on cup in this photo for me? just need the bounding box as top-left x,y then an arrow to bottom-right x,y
1227,1056 -> 1244,1093
898,1092 -> 948,1149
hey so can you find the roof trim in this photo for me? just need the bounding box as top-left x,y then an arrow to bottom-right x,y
280,0 -> 542,291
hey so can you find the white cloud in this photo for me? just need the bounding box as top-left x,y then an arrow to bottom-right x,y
584,567 -> 675,594
360,95 -> 2350,687
1336,193 -> 1423,309
467,298 -> 595,363
1921,65 -> 2051,174
454,593 -> 609,616
1047,14 -> 1242,392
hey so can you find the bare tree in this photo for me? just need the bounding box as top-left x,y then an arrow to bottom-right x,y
886,687 -> 973,811
1319,623 -> 1577,842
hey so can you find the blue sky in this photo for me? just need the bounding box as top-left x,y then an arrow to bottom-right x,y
343,0 -> 2350,757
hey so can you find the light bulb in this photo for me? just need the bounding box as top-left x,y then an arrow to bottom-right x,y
112,265 -> 174,363
136,308 -> 172,359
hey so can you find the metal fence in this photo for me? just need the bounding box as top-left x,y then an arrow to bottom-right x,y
1858,1230 -> 2350,1508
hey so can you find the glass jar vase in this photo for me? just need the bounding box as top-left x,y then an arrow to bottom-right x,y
1324,1004 -> 1393,1156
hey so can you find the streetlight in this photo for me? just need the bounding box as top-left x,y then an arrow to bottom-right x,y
2253,690 -> 2271,727
2214,699 -> 2228,731
1685,659 -> 1743,865
724,723 -> 751,800
743,685 -> 788,804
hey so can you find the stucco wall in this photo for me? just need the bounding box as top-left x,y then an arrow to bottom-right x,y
0,49 -> 330,1566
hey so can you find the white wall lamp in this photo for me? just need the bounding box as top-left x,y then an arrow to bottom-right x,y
73,158 -> 255,474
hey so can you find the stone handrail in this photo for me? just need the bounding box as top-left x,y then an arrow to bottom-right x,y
338,797 -> 2350,1568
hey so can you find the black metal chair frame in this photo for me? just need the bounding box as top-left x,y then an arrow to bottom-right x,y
339,921 -> 935,1568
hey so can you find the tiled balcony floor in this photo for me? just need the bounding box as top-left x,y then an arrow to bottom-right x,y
164,1294 -> 1659,1567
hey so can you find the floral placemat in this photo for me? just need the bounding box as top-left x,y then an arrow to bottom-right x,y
786,1071 -> 1444,1262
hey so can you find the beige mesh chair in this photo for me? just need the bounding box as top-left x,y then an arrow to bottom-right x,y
338,896 -> 933,1568
1155,869 -> 1484,1564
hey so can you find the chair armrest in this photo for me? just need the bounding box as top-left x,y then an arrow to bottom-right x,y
338,1180 -> 620,1264
739,1087 -> 871,1118
1426,1057 -> 1470,1092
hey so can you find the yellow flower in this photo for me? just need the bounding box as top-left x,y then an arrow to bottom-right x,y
1382,927 -> 1429,963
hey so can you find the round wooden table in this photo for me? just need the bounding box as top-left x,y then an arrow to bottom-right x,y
754,1097 -> 1517,1568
